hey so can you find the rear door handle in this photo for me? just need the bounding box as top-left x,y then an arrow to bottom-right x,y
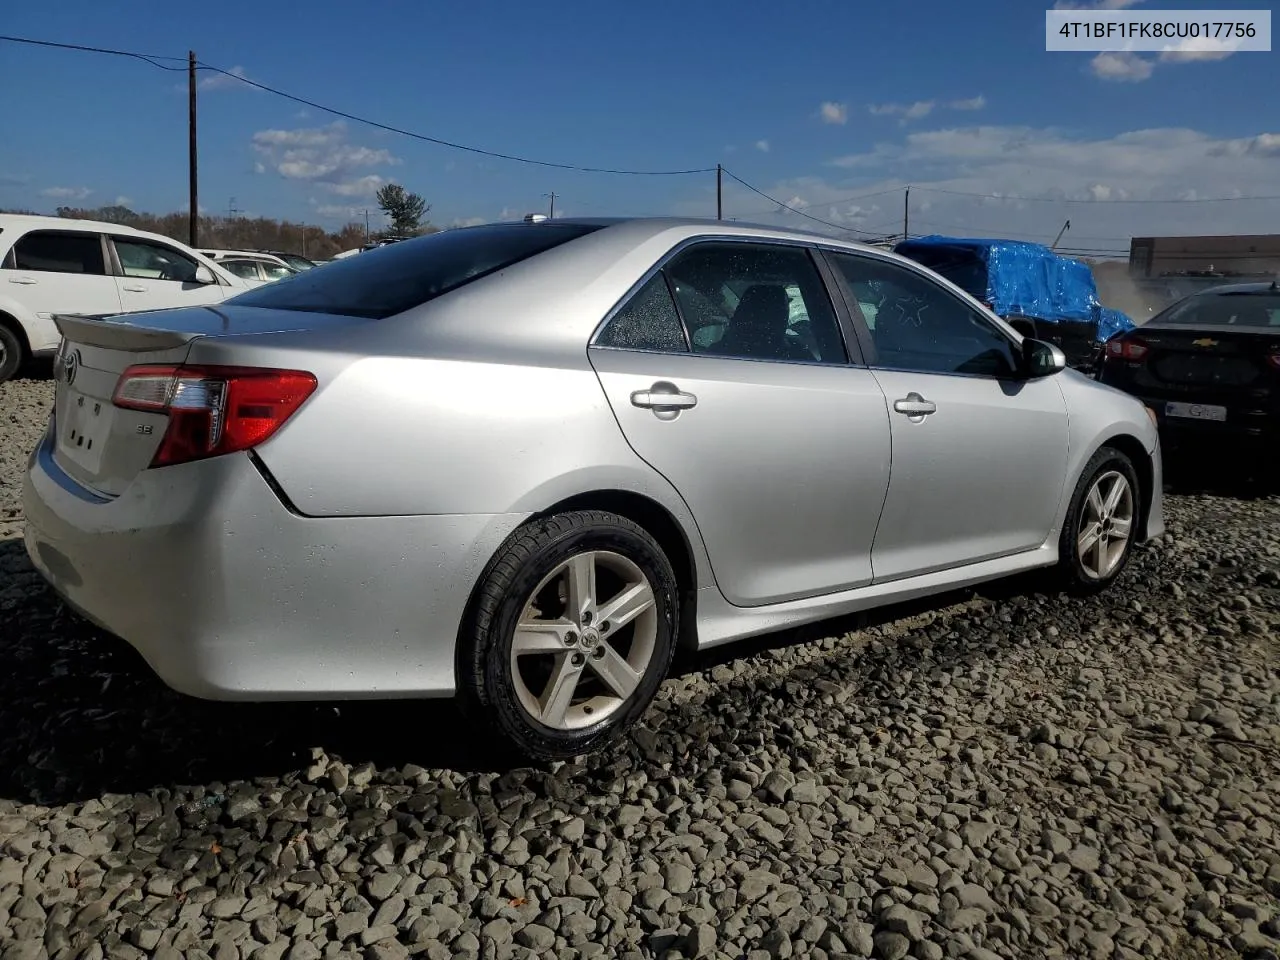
631,382 -> 697,411
893,392 -> 937,420
8,277 -> 37,285
121,285 -> 147,293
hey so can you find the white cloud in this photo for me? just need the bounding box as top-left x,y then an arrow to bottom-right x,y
199,65 -> 255,92
252,121 -> 400,198
114,196 -> 133,206
869,100 -> 936,120
1158,37 -> 1237,62
326,175 -> 389,197
755,139 -> 770,153
451,216 -> 488,228
40,186 -> 92,200
1090,51 -> 1155,82
1209,133 -> 1280,157
870,98 -> 983,123
819,102 -> 848,125
678,122 -> 1280,248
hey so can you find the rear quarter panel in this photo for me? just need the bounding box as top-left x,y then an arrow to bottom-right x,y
211,233 -> 716,584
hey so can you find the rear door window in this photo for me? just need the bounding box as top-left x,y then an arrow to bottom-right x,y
7,230 -> 107,275
664,241 -> 848,364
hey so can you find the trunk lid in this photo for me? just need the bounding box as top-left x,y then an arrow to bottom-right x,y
1133,324 -> 1280,395
49,305 -> 359,497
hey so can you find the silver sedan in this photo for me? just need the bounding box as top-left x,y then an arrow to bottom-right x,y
23,217 -> 1164,760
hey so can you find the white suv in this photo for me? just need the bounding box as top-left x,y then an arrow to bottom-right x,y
0,214 -> 251,382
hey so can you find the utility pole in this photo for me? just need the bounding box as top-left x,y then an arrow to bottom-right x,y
188,50 -> 198,248
364,210 -> 370,242
903,185 -> 910,242
1051,219 -> 1071,250
544,192 -> 557,218
716,164 -> 723,220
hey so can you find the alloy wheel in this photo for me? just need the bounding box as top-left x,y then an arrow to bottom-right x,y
1076,470 -> 1134,580
510,550 -> 658,731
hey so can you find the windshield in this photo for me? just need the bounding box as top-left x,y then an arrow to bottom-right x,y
1157,291 -> 1280,327
226,222 -> 603,319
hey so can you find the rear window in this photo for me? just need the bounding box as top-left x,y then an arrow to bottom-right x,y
226,222 -> 603,319
898,247 -> 988,300
1160,291 -> 1280,327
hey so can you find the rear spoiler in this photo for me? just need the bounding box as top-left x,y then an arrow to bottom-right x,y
53,313 -> 206,353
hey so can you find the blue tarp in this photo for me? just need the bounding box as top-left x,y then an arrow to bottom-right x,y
895,235 -> 1103,326
1097,306 -> 1137,342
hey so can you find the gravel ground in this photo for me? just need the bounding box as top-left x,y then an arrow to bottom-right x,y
1,374 -> 1279,960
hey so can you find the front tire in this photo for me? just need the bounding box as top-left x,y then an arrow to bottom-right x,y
458,510 -> 679,761
1055,446 -> 1141,593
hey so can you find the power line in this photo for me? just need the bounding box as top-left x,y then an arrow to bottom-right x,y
913,185 -> 1280,205
191,62 -> 715,176
720,169 -> 886,237
907,215 -> 1133,245
730,185 -> 907,219
0,34 -> 188,70
0,34 -> 716,177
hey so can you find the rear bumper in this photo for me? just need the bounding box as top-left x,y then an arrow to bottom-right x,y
22,425 -> 526,700
1097,370 -> 1277,447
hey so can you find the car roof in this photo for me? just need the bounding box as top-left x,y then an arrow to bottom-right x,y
488,215 -> 898,255
0,212 -> 154,237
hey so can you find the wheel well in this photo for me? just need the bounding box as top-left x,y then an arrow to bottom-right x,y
1099,433 -> 1154,540
0,311 -> 31,358
536,490 -> 700,651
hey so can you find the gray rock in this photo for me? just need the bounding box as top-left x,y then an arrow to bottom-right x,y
872,931 -> 911,960
682,924 -> 716,958
663,862 -> 695,895
1065,846 -> 1101,872
762,771 -> 795,803
880,904 -> 927,941
515,924 -> 556,951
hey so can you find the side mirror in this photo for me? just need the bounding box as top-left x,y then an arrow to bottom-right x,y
193,265 -> 217,285
1021,337 -> 1067,378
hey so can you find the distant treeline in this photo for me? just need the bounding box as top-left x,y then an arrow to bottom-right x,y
0,204 -> 437,259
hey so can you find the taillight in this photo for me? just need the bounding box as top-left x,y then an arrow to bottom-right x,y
113,364 -> 317,467
1105,336 -> 1149,361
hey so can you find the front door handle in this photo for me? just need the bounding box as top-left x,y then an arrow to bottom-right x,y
121,285 -> 147,293
8,277 -> 37,285
631,382 -> 697,416
893,392 -> 936,421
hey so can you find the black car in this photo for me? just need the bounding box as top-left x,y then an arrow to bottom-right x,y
1097,281 -> 1280,455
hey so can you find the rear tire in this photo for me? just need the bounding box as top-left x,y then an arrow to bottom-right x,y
457,510 -> 679,761
0,326 -> 22,384
1055,446 -> 1141,594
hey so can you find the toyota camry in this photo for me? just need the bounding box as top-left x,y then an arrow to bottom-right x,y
23,217 -> 1165,760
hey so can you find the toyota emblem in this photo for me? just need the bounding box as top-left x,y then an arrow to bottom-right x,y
61,349 -> 81,386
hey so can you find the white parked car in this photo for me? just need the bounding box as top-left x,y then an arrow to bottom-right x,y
200,251 -> 297,285
0,215 -> 250,382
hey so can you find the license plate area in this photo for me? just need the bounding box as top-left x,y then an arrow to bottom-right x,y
1165,401 -> 1228,422
58,389 -> 114,472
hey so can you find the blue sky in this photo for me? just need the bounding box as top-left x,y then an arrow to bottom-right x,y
1,0 -> 1277,253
